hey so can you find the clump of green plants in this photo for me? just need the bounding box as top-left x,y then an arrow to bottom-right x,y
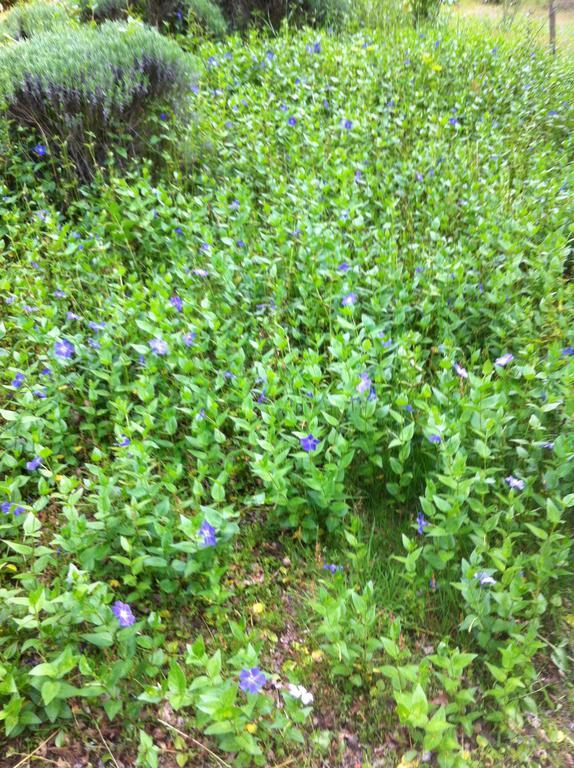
78,0 -> 227,35
77,0 -> 129,23
186,0 -> 228,36
0,21 -> 194,180
216,0 -> 348,30
0,0 -> 73,41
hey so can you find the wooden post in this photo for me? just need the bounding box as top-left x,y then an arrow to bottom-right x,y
549,0 -> 557,53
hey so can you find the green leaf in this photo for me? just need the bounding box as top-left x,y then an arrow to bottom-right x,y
41,680 -> 61,706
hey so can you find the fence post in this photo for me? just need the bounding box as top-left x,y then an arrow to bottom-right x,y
549,0 -> 557,53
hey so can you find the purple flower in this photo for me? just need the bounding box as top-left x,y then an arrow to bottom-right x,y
2,502 -> 25,516
230,199 -> 240,210
53,289 -> 65,299
323,564 -> 343,573
341,118 -> 353,130
193,268 -> 209,278
26,456 -> 42,471
236,239 -> 246,248
495,353 -> 514,367
170,295 -> 183,312
4,295 -> 16,305
428,434 -> 442,444
429,577 -> 437,590
288,116 -> 297,126
66,312 -> 80,321
174,227 -> 183,235
401,404 -> 413,413
88,338 -> 100,350
88,321 -> 106,332
541,441 -> 554,450
199,520 -> 217,547
454,363 -> 468,379
197,408 -> 206,421
300,433 -> 320,452
416,512 -> 429,536
149,338 -> 168,356
224,371 -> 236,380
475,572 -> 496,586
449,117 -> 459,127
341,292 -> 357,307
200,242 -> 211,253
54,339 -> 75,360
11,373 -> 25,389
338,262 -> 350,272
323,99 -> 330,109
41,367 -> 51,376
33,390 -> 46,398
116,435 -> 131,447
355,171 -> 363,182
111,601 -> 136,628
33,144 -> 46,157
378,334 -> 392,348
183,331 -> 197,347
561,346 -> 574,356
356,372 -> 372,394
239,667 -> 267,694
279,104 -> 288,112
415,171 -> 424,182
505,475 -> 525,491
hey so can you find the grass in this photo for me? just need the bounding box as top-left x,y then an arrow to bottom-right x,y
452,0 -> 574,51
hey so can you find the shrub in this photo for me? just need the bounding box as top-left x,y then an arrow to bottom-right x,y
77,0 -> 129,23
0,0 -> 73,41
77,0 -> 227,36
217,0 -> 349,30
410,0 -> 442,24
187,0 -> 228,36
0,22 -> 194,181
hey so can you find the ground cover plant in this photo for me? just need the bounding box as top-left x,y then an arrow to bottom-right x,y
0,6 -> 574,768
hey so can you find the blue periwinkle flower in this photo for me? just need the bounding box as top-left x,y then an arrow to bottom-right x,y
54,339 -> 75,359
300,434 -> 319,452
341,292 -> 357,307
416,512 -> 429,535
239,667 -> 266,694
26,457 -> 42,471
149,338 -> 168,356
12,372 -> 25,388
112,601 -> 136,627
199,520 -> 217,547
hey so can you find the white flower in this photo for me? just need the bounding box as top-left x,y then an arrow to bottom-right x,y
287,683 -> 314,705
66,563 -> 83,584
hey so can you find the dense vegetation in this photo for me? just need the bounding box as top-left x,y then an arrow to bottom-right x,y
0,1 -> 573,766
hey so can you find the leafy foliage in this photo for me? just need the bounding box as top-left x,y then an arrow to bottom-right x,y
0,14 -> 573,768
77,0 -> 129,23
186,0 -> 228,36
217,0 -> 349,30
